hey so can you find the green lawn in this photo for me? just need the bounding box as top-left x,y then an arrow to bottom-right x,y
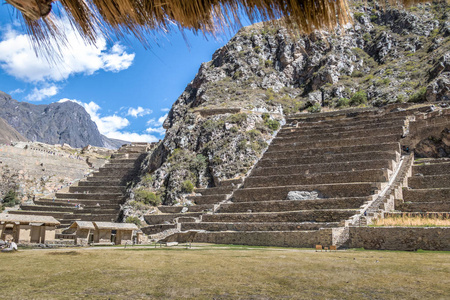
1,244 -> 449,299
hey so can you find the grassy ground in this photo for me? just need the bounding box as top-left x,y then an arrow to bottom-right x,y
1,244 -> 449,299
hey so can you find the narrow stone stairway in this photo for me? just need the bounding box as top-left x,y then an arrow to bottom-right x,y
9,143 -> 152,227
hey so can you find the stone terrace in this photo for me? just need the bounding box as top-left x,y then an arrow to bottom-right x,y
9,143 -> 153,227
146,107 -> 416,247
392,157 -> 450,215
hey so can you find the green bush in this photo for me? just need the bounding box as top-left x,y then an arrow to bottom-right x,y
227,113 -> 247,125
125,216 -> 141,227
350,91 -> 367,106
337,98 -> 350,107
134,189 -> 161,206
2,190 -> 19,207
351,70 -> 364,78
408,87 -> 427,103
181,180 -> 195,193
246,129 -> 262,140
307,103 -> 322,113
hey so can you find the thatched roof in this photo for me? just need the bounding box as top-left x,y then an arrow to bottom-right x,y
4,0 -> 432,55
70,221 -> 95,230
94,222 -> 138,230
0,213 -> 60,226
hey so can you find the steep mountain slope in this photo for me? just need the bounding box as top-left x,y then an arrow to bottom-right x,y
0,117 -> 27,144
0,91 -> 128,149
131,1 -> 449,208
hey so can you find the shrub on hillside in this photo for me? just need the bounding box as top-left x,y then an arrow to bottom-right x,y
181,180 -> 195,193
134,189 -> 161,206
337,98 -> 350,107
2,190 -> 19,207
307,103 -> 322,113
408,87 -> 427,103
125,216 -> 141,227
350,91 -> 367,106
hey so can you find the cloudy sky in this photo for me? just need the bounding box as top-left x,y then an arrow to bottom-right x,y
0,5 -> 235,143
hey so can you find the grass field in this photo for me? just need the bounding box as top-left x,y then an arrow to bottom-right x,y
1,244 -> 449,299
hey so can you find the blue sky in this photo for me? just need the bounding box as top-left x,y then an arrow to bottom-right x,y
0,5 -> 241,142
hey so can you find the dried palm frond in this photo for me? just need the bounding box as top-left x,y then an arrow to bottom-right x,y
4,0 -> 438,56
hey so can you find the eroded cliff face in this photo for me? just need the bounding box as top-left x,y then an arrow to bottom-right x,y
130,1 -> 449,209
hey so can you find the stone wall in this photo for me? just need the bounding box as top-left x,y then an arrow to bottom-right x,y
194,229 -> 333,248
347,227 -> 450,251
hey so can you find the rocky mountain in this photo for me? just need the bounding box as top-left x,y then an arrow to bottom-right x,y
0,117 -> 27,144
128,1 -> 449,210
0,91 -> 128,149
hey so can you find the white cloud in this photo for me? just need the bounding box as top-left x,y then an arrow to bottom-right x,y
0,18 -> 135,96
26,85 -> 59,101
127,106 -> 152,118
145,113 -> 167,136
9,88 -> 24,95
161,108 -> 170,112
58,98 -> 157,142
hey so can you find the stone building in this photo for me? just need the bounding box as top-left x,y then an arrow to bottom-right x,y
0,214 -> 60,243
68,221 -> 138,245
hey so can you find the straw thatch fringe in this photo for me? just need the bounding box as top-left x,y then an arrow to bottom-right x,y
4,0 -> 437,56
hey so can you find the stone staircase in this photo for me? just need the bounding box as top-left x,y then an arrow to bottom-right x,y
9,143 -> 152,227
145,108 -> 416,247
391,157 -> 450,215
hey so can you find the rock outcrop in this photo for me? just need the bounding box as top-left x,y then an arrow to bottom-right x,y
0,91 -> 128,149
0,117 -> 26,144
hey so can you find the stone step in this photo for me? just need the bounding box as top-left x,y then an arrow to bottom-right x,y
144,213 -> 202,225
8,210 -> 69,218
141,224 -> 177,235
74,214 -> 119,222
403,188 -> 450,203
108,158 -> 140,164
286,107 -> 378,121
251,159 -> 394,177
20,205 -> 118,214
111,153 -> 143,160
186,204 -> 215,213
35,199 -> 118,209
245,169 -> 389,188
408,174 -> 450,189
195,186 -> 235,196
158,204 -> 214,214
187,194 -> 228,205
384,212 -> 450,219
257,151 -> 398,168
181,222 -> 340,232
412,162 -> 450,176
219,178 -> 244,187
279,120 -> 406,136
413,158 -> 450,165
271,134 -> 400,150
77,180 -> 126,187
55,192 -> 125,201
218,197 -> 369,213
39,198 -> 121,206
95,168 -> 137,176
275,126 -> 403,142
101,163 -> 137,169
202,209 -> 359,223
396,202 -> 450,212
264,142 -> 400,158
285,115 -> 405,130
68,186 -> 125,194
193,230 -> 333,248
233,182 -> 381,202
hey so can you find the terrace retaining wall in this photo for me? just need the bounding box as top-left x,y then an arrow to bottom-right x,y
347,226 -> 450,251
